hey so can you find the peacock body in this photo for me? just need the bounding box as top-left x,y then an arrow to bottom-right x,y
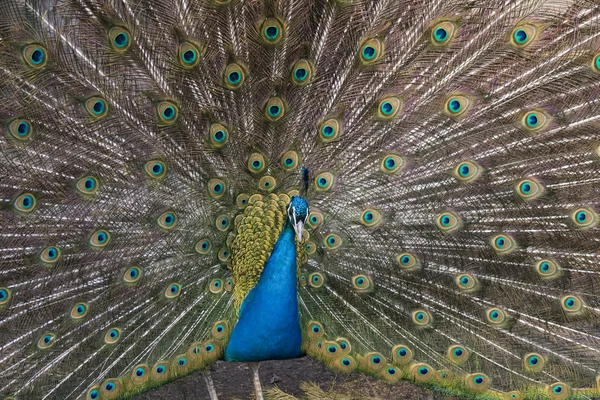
1,0 -> 600,399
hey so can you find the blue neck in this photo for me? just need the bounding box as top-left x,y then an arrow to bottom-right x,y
224,222 -> 302,361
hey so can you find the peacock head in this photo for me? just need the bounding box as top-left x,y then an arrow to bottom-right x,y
288,196 -> 309,242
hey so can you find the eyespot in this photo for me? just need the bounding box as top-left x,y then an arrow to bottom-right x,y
291,59 -> 314,86
75,176 -> 99,195
352,274 -> 373,291
324,233 -> 341,250
144,160 -> 166,179
507,391 -> 521,400
187,342 -> 203,359
209,320 -> 230,340
151,362 -> 170,381
174,355 -> 188,370
511,24 -> 538,48
307,211 -> 323,229
447,345 -> 469,364
335,337 -> 351,354
234,194 -> 249,209
178,42 -> 202,68
431,21 -> 456,45
522,110 -> 550,133
298,273 -> 308,286
455,273 -> 479,292
515,178 -> 544,201
165,283 -> 181,299
592,53 -> 600,73
315,172 -> 334,191
215,215 -> 230,231
70,302 -> 89,320
534,259 -> 561,279
209,278 -> 223,294
561,295 -> 584,314
260,18 -> 284,44
22,44 -> 47,69
453,160 -> 482,183
435,211 -> 463,234
307,321 -> 324,338
40,246 -> 61,264
523,353 -> 545,373
570,207 -> 598,230
392,345 -> 413,365
321,340 -> 341,358
100,379 -> 122,398
7,118 -> 33,141
486,307 -> 508,326
437,370 -> 452,382
334,356 -> 356,373
104,328 -> 121,345
444,95 -> 471,117
281,151 -> 299,171
89,229 -> 111,248
0,287 -> 12,308
84,97 -> 108,119
157,101 -> 179,124
13,192 -> 37,213
412,309 -> 432,327
247,153 -> 266,173
157,211 -> 177,230
466,373 -> 490,391
377,96 -> 402,119
218,247 -> 230,262
207,178 -> 226,199
380,154 -> 405,174
360,38 -> 384,64
123,266 -> 142,284
224,277 -> 233,292
360,208 -> 382,228
397,252 -> 421,272
359,352 -> 386,372
108,27 -> 131,51
490,233 -> 517,255
309,272 -> 325,288
223,63 -> 246,89
304,241 -> 316,255
411,363 -> 435,383
382,367 -> 400,382
318,118 -> 341,143
87,386 -> 101,400
37,332 -> 56,349
264,97 -> 285,122
206,123 -> 229,149
203,340 -> 220,361
547,382 -> 569,399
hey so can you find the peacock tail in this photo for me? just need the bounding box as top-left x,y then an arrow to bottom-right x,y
1,0 -> 600,398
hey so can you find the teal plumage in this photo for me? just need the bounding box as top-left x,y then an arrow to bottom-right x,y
1,0 -> 600,399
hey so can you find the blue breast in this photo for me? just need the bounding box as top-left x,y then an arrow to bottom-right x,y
224,223 -> 302,362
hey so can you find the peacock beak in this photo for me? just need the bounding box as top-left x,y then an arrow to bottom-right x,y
293,220 -> 304,242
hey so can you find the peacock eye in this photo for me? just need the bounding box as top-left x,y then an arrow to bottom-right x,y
207,178 -> 226,198
104,328 -> 121,344
444,95 -> 471,117
486,307 -> 507,325
377,96 -> 402,119
570,207 -> 598,230
40,246 -> 61,264
247,153 -> 266,173
8,118 -> 33,141
515,178 -> 544,201
431,21 -> 457,45
178,42 -> 202,68
209,278 -> 224,294
264,97 -> 285,121
523,353 -> 545,372
490,233 -> 517,255
164,283 -> 181,299
360,38 -> 384,64
108,26 -> 131,51
560,295 -> 584,313
291,59 -> 314,86
224,63 -> 246,89
85,97 -> 108,118
447,345 -> 469,364
435,211 -> 463,234
157,211 -> 177,230
260,18 -> 284,44
314,172 -> 334,191
411,309 -> 432,326
76,176 -> 99,195
511,24 -> 538,48
89,229 -> 111,248
70,302 -> 89,319
521,110 -> 550,133
455,273 -> 479,292
258,176 -> 276,191
360,208 -> 382,228
22,44 -> 48,68
12,193 -> 37,213
281,151 -> 298,171
144,160 -> 166,178
380,154 -> 405,174
157,101 -> 179,124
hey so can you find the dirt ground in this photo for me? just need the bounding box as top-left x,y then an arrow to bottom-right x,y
134,357 -> 459,400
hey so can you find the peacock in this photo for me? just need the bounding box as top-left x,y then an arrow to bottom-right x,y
1,0 -> 600,399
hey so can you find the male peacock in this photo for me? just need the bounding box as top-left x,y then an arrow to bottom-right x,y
1,0 -> 600,399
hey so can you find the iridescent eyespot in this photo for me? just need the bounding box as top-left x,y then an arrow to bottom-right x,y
123,266 -> 142,284
38,332 -> 56,349
466,373 -> 490,391
453,160 -> 482,183
247,153 -> 266,173
455,273 -> 479,292
515,178 -> 544,201
235,194 -> 249,209
318,118 -> 341,143
507,391 -> 521,400
360,352 -> 386,372
178,42 -> 202,68
307,321 -> 324,338
534,259 -> 560,279
377,96 -> 402,119
397,252 -> 420,271
592,53 -> 600,72
447,344 -> 469,364
431,21 -> 456,45
315,172 -> 334,191
165,283 -> 181,299
224,278 -> 234,292
13,193 -> 37,213
87,387 -> 101,400
486,307 -> 508,326
412,309 -> 432,327
335,337 -> 351,354
207,178 -> 226,199
258,176 -> 276,191
444,95 -> 471,117
352,274 -> 373,291
561,295 -> 584,314
380,154 -> 405,174
188,343 -> 203,359
411,363 -> 434,382
570,207 -> 598,230
70,302 -> 89,320
307,211 -> 323,229
157,101 -> 179,124
84,97 -> 108,119
511,24 -> 538,48
0,287 -> 12,308
260,18 -> 284,44
322,341 -> 340,357
547,382 -> 569,398
108,26 -> 131,52
490,233 -> 517,255
218,247 -> 230,262
309,272 -> 325,288
89,229 -> 111,248
291,59 -> 314,86
360,38 -> 384,64
523,353 -> 545,373
392,345 -> 413,365
209,278 -> 224,294
76,176 -> 99,195
216,215 -> 230,231
144,160 -> 166,179
22,44 -> 47,69
209,123 -> 229,148
224,63 -> 246,89
435,211 -> 463,234
264,97 -> 285,122
152,362 -> 170,381
7,118 -> 33,141
334,355 -> 356,372
281,151 -> 298,171
104,328 -> 121,344
361,208 -> 382,228
40,246 -> 61,264
304,241 -> 316,255
324,233 -> 341,250
522,110 -> 550,133
157,211 -> 177,230
211,320 -> 229,339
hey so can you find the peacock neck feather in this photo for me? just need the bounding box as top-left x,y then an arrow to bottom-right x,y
224,221 -> 302,362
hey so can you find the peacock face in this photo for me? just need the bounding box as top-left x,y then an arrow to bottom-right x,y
288,196 -> 309,242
